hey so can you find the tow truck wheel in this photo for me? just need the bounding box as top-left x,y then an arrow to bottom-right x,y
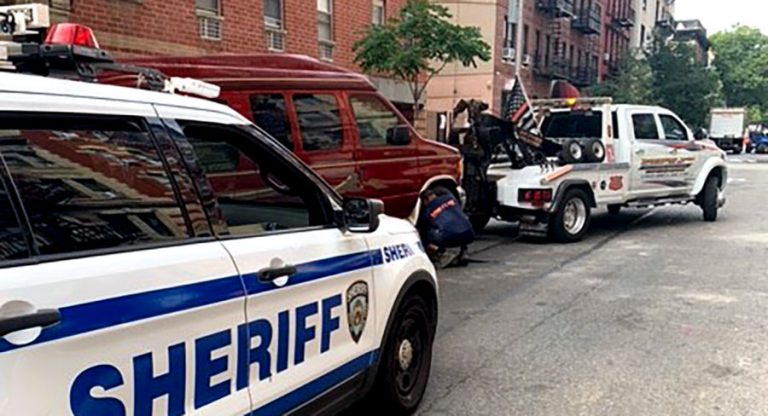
701,175 -> 719,222
561,140 -> 584,164
550,188 -> 592,243
369,295 -> 434,414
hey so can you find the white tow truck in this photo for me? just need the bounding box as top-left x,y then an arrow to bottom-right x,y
488,98 -> 728,242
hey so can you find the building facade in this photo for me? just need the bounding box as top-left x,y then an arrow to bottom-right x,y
631,0 -> 674,50
6,0 -> 416,113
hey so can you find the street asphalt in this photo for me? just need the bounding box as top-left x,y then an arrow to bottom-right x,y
414,153 -> 768,416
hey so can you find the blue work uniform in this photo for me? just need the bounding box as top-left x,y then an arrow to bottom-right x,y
419,195 -> 475,248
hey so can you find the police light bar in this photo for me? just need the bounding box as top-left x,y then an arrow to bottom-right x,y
164,77 -> 221,99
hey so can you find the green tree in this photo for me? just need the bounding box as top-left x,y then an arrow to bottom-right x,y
648,41 -> 723,129
710,26 -> 768,113
353,0 -> 491,114
587,53 -> 656,105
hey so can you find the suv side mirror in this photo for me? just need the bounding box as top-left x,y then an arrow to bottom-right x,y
694,128 -> 708,140
386,125 -> 411,146
343,198 -> 384,233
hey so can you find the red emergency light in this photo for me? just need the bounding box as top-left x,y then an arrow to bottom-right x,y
44,23 -> 100,49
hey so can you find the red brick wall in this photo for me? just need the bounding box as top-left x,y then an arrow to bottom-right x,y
67,0 -> 407,71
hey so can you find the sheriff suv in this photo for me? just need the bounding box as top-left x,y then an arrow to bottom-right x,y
488,98 -> 728,242
0,30 -> 438,415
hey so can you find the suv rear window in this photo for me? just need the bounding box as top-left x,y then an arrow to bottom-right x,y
541,111 -> 603,139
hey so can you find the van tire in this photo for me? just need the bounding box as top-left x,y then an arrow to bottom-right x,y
550,188 -> 592,243
701,175 -> 719,222
470,214 -> 491,233
369,295 -> 434,414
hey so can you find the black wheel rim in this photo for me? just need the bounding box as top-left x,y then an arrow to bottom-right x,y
393,310 -> 426,398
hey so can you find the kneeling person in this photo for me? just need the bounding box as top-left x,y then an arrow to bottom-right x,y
418,189 -> 476,266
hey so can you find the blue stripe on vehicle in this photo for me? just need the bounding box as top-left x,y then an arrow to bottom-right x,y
0,249 -> 383,354
249,349 -> 379,416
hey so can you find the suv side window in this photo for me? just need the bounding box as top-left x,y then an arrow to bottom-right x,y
250,94 -> 294,151
659,114 -> 689,141
349,94 -> 409,147
179,122 -> 332,236
0,115 -> 189,257
293,93 -> 343,152
632,113 -> 660,140
0,169 -> 29,261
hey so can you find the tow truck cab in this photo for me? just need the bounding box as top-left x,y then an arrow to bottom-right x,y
490,100 -> 728,242
109,55 -> 463,221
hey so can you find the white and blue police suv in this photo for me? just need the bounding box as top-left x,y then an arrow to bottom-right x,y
0,65 -> 438,415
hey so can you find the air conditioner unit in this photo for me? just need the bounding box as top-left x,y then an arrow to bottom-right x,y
266,29 -> 285,51
522,54 -> 532,66
502,47 -> 516,61
0,3 -> 50,35
604,52 -> 611,63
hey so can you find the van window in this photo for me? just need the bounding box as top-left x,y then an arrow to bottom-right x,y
180,123 -> 331,236
250,94 -> 293,150
632,114 -> 660,140
0,115 -> 189,257
349,94 -> 408,147
0,172 -> 29,261
293,93 -> 343,152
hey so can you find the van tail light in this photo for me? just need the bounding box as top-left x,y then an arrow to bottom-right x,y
44,23 -> 100,49
519,188 -> 553,207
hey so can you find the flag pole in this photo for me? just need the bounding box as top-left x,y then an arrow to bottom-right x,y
514,0 -> 525,76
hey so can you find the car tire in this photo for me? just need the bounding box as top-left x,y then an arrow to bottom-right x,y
369,295 -> 434,414
701,175 -> 719,222
470,213 -> 491,233
584,139 -> 606,163
607,204 -> 621,215
758,144 -> 768,154
560,140 -> 584,164
550,188 -> 592,243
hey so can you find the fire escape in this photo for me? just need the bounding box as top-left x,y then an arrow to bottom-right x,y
534,0 -> 575,81
606,0 -> 635,74
571,0 -> 602,87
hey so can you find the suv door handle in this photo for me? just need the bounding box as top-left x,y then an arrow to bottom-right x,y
258,265 -> 297,282
0,308 -> 61,338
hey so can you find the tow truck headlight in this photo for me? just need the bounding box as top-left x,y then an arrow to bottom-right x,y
519,188 -> 553,207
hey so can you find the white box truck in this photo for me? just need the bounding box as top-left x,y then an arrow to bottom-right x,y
709,108 -> 746,153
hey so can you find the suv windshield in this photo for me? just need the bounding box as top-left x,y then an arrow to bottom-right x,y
541,111 -> 603,139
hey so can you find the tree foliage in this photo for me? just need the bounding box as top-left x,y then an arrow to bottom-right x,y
710,25 -> 768,124
353,0 -> 491,108
589,42 -> 722,129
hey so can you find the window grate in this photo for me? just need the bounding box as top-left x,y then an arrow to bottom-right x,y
319,42 -> 333,60
266,28 -> 285,51
198,15 -> 222,40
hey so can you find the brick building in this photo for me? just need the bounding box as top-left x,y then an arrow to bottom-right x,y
5,0 -> 415,112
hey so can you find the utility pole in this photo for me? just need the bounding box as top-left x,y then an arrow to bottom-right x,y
513,0 -> 525,75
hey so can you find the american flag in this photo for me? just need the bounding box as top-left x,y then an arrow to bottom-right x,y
502,76 -> 543,147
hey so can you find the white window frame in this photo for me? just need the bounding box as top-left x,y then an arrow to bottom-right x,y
264,0 -> 285,51
196,0 -> 222,41
318,0 -> 334,61
373,0 -> 385,25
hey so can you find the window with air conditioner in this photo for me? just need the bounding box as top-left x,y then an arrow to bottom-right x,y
318,0 -> 333,60
265,0 -> 285,51
373,0 -> 385,25
196,0 -> 221,40
502,16 -> 516,63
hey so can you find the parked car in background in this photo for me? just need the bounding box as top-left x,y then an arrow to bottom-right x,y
747,124 -> 768,153
709,108 -> 746,153
112,54 -> 463,221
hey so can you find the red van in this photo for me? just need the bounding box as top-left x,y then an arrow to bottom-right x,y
121,54 -> 462,220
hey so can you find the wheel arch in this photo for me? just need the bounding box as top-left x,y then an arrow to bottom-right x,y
360,270 -> 438,395
550,179 -> 597,212
406,175 -> 462,224
692,160 -> 728,196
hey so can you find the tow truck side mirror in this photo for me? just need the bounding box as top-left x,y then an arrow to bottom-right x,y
694,128 -> 708,141
343,198 -> 384,233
